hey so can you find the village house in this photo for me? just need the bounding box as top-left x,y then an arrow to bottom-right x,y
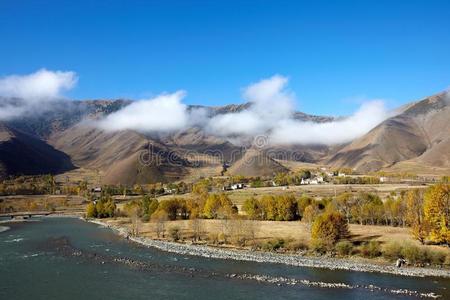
222,183 -> 245,191
231,183 -> 245,190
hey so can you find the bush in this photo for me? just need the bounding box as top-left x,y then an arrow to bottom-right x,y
360,241 -> 381,258
168,226 -> 181,241
445,255 -> 450,267
217,232 -> 227,243
401,244 -> 427,265
285,240 -> 309,252
335,241 -> 353,256
425,249 -> 446,265
382,242 -> 403,261
382,242 -> 448,266
262,239 -> 285,252
309,239 -> 328,254
207,232 -> 219,244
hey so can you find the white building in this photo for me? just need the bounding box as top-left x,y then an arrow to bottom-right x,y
231,183 -> 245,190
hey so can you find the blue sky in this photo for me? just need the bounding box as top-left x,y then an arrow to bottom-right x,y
1,0 -> 449,116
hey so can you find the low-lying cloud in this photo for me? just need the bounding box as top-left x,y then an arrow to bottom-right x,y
207,75 -> 294,136
95,74 -> 390,145
0,69 -> 391,145
205,75 -> 390,145
97,91 -> 190,132
269,101 -> 388,144
0,69 -> 77,120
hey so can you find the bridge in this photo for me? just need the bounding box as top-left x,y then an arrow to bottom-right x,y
0,211 -> 53,219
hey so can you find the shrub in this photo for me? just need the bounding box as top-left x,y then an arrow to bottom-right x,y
425,249 -> 446,265
168,226 -> 181,241
382,242 -> 403,261
444,255 -> 450,267
286,240 -> 309,252
335,241 -> 353,256
262,239 -> 285,252
141,214 -> 150,222
309,239 -> 328,254
401,244 -> 427,265
207,232 -> 219,244
217,232 -> 227,243
360,241 -> 381,258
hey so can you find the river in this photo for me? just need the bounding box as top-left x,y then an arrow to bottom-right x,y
0,217 -> 448,299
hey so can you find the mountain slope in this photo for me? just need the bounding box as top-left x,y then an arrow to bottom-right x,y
0,123 -> 74,179
227,148 -> 288,177
326,92 -> 450,172
48,123 -> 189,184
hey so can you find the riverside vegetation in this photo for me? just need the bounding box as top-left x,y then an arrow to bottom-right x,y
85,181 -> 450,269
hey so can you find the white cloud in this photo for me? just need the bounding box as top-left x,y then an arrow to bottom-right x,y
97,91 -> 189,132
207,75 -> 294,136
270,100 -> 389,145
205,75 -> 390,144
97,74 -> 390,145
0,69 -> 77,120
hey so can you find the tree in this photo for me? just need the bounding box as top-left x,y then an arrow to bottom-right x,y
259,195 -> 278,220
423,184 -> 450,244
190,218 -> 202,242
157,198 -> 185,220
243,197 -> 261,219
311,211 -> 349,251
141,195 -> 159,219
297,195 -> 313,220
302,204 -> 319,227
334,192 -> 353,222
406,189 -> 429,244
203,193 -> 234,219
152,210 -> 168,238
86,202 -> 97,218
130,205 -> 141,236
276,194 -> 297,221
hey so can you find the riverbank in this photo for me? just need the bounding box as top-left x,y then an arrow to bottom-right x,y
87,218 -> 450,279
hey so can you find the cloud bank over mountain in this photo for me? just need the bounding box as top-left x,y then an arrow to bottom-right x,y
97,91 -> 190,132
0,69 -> 77,120
0,69 -> 390,145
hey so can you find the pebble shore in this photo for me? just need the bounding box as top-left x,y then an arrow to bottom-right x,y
87,219 -> 450,279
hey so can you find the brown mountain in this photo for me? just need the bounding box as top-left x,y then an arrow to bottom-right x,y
48,123 -> 189,185
326,92 -> 450,173
227,148 -> 288,177
1,91 -> 449,184
0,123 -> 73,179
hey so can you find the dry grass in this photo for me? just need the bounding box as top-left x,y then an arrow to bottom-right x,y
383,160 -> 450,177
102,217 -> 450,255
0,195 -> 87,215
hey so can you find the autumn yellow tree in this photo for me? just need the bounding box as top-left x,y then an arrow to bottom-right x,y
406,189 -> 429,244
311,210 -> 349,251
86,202 -> 97,218
203,193 -> 234,219
424,184 -> 450,244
